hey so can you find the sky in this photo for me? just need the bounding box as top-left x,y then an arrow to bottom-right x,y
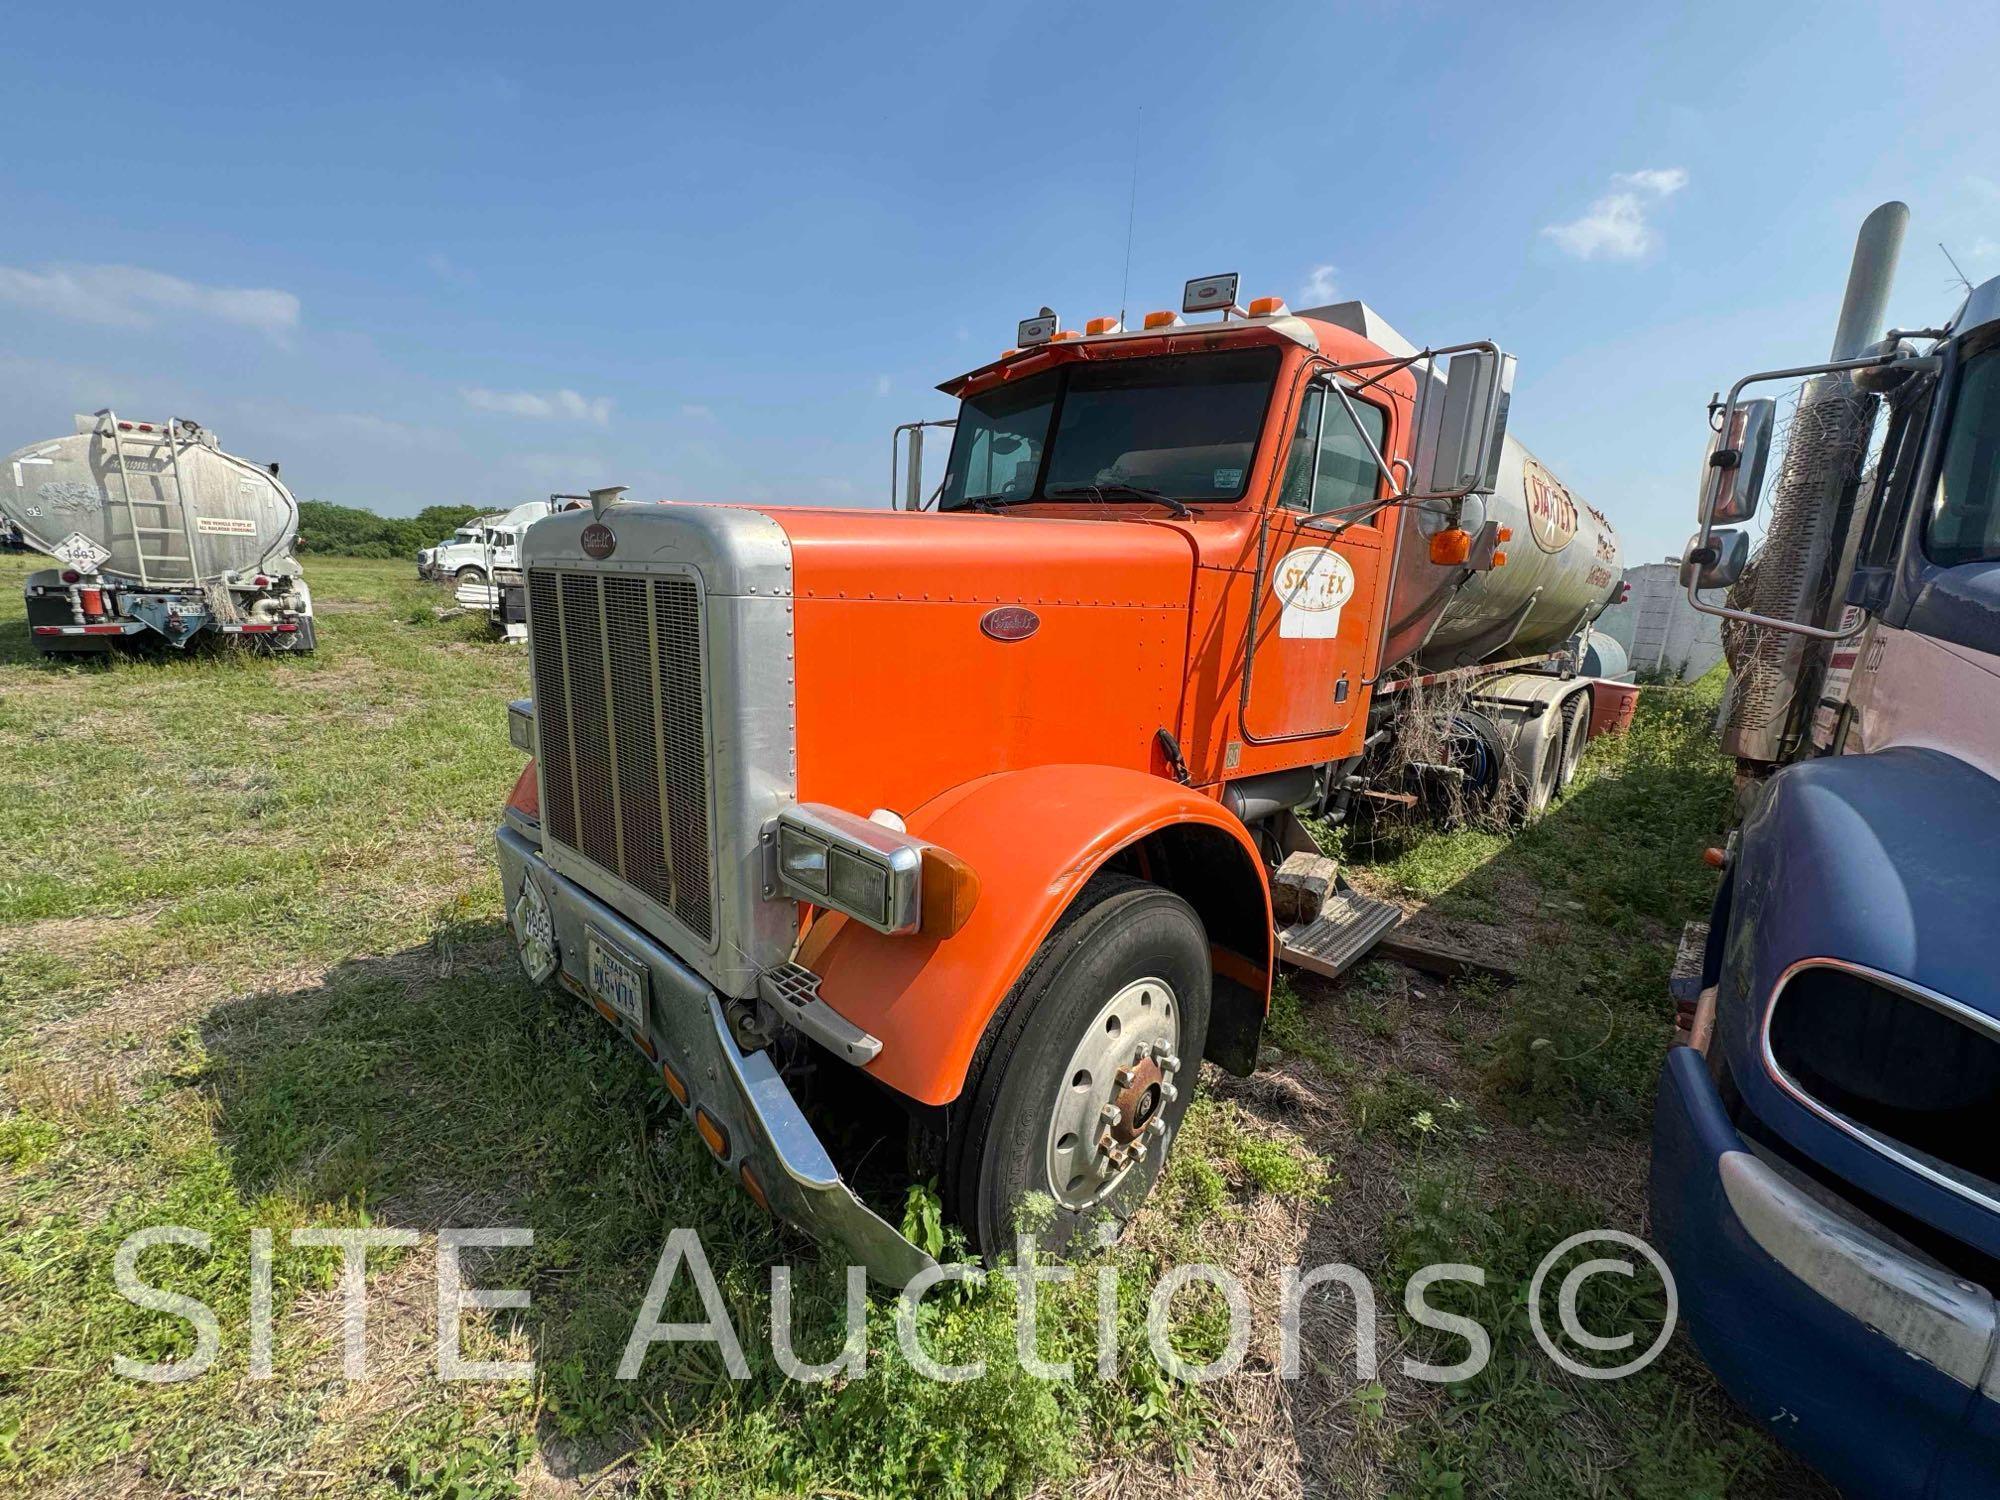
3,0 -> 1997,567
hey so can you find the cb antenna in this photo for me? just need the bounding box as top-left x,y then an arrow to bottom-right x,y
1117,108 -> 1142,330
1940,241 -> 1975,295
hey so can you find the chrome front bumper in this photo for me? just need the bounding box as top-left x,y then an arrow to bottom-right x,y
496,822 -> 935,1288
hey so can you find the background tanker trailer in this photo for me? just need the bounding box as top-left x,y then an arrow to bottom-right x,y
3,410 -> 314,657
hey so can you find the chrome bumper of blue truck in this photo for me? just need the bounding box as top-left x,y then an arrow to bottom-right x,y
495,821 -> 935,1289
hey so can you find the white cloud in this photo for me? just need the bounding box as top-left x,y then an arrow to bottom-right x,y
1542,168 -> 1689,261
461,386 -> 613,426
0,263 -> 300,340
1301,264 -> 1339,304
424,251 -> 474,285
678,402 -> 717,422
874,374 -> 893,397
1613,167 -> 1689,197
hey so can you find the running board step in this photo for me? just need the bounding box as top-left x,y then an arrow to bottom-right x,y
1276,890 -> 1404,980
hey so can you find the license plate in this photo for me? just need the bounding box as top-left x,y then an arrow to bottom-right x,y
586,930 -> 648,1030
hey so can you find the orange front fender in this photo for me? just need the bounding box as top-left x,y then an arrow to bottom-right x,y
797,764 -> 1273,1107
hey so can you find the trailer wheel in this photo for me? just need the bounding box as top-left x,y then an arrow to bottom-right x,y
1556,692 -> 1590,794
948,875 -> 1210,1258
1508,715 -> 1563,822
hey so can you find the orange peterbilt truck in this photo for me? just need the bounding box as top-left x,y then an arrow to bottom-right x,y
495,277 -> 1623,1284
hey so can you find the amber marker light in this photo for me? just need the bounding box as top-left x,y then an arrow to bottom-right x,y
1429,528 -> 1473,565
659,1059 -> 689,1106
920,846 -> 982,938
695,1107 -> 730,1160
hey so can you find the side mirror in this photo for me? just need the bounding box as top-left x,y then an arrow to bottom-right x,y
1701,398 -> 1774,525
1416,349 -> 1515,498
1682,528 -> 1749,591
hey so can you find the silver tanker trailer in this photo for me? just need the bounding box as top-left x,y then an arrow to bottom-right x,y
2,410 -> 315,657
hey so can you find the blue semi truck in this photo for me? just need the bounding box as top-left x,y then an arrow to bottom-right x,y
1652,202 -> 2000,1494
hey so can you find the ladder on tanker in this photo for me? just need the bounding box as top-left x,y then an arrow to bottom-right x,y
95,409 -> 204,587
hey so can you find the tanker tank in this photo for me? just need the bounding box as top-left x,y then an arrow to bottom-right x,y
1301,303 -> 1622,675
3,411 -> 316,655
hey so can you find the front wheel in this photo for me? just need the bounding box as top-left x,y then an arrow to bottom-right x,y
455,565 -> 488,584
947,876 -> 1210,1258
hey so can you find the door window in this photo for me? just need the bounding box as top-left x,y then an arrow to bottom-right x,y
1278,381 -> 1388,516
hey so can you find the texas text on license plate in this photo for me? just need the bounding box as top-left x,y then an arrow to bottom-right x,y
586,929 -> 648,1031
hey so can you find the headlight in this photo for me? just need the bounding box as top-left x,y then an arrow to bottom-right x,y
767,804 -> 928,935
777,825 -> 831,896
508,697 -> 535,754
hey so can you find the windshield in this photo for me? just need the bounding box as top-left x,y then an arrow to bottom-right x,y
1930,343 -> 2000,566
939,348 -> 1280,511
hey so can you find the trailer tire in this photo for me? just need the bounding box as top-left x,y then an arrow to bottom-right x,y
1509,716 -> 1563,822
1556,691 -> 1590,794
947,874 -> 1210,1260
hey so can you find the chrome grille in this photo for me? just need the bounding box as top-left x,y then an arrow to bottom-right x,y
527,568 -> 713,941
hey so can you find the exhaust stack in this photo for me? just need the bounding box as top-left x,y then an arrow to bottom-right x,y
1722,202 -> 1908,765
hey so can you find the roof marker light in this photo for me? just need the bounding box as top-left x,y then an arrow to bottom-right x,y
1142,310 -> 1184,330
1084,315 -> 1122,336
1050,329 -> 1083,342
1248,296 -> 1289,317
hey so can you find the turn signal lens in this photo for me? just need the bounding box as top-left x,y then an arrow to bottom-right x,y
1142,310 -> 1182,329
920,847 -> 982,938
1247,296 -> 1289,317
1491,550 -> 1510,568
1084,315 -> 1121,335
506,761 -> 540,822
1496,525 -> 1513,543
739,1164 -> 770,1212
695,1107 -> 729,1160
1429,528 -> 1473,565
1702,847 -> 1728,869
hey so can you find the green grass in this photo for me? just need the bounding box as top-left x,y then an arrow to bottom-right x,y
0,558 -> 1308,1498
0,563 -> 1818,1498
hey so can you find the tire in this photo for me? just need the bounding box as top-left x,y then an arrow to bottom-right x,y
947,875 -> 1210,1259
1556,692 -> 1590,795
455,566 -> 488,584
1510,718 -> 1562,823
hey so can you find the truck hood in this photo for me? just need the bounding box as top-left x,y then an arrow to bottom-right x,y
766,506 -> 1199,818
516,500 -> 1202,822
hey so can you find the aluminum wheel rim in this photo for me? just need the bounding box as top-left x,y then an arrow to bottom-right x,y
1045,976 -> 1182,1212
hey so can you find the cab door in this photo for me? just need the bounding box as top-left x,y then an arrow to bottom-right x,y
1240,375 -> 1396,743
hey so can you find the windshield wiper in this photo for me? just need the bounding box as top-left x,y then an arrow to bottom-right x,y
1042,482 -> 1193,518
949,494 -> 1018,515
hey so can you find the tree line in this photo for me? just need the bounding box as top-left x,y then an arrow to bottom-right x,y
295,500 -> 492,558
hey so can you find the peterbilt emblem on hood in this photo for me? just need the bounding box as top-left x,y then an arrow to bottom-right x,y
980,606 -> 1040,642
580,522 -> 616,559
